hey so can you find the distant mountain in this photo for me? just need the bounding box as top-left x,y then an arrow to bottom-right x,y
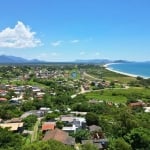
0,55 -> 132,64
75,59 -> 131,64
0,55 -> 44,63
75,59 -> 112,64
113,60 -> 131,63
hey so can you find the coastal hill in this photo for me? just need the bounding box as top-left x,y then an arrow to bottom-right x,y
0,55 -> 44,63
75,59 -> 130,64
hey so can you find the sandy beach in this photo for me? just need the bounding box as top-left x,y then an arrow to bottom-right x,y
103,63 -> 138,78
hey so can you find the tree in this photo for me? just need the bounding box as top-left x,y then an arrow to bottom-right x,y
23,115 -> 37,130
44,113 -> 58,121
71,129 -> 90,143
81,143 -> 99,150
85,112 -> 99,126
108,138 -> 132,150
21,140 -> 74,150
113,108 -> 138,137
0,103 -> 22,120
125,127 -> 150,150
0,127 -> 23,150
56,121 -> 64,129
21,101 -> 35,111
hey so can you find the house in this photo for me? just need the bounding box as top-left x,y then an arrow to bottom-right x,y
62,124 -> 77,133
5,118 -> 22,123
0,98 -> 7,102
61,115 -> 86,124
61,115 -> 74,123
43,128 -> 75,146
144,107 -> 150,112
32,87 -> 41,92
128,101 -> 145,108
89,125 -> 102,132
87,125 -> 108,149
60,115 -> 86,129
70,111 -> 87,116
40,107 -> 50,113
42,122 -> 55,132
0,90 -> 8,96
0,122 -> 24,132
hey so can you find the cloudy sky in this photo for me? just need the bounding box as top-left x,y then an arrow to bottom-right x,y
0,0 -> 150,61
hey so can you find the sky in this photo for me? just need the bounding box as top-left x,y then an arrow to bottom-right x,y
0,0 -> 150,61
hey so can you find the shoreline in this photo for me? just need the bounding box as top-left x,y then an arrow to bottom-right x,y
103,63 -> 148,79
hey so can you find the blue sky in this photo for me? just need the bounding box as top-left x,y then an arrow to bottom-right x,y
0,0 -> 150,61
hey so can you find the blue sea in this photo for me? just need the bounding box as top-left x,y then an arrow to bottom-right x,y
108,62 -> 150,78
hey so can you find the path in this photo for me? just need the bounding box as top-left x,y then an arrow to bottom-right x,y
83,72 -> 101,81
31,118 -> 41,142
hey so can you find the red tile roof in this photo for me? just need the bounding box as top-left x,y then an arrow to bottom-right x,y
0,98 -> 7,101
42,122 -> 55,131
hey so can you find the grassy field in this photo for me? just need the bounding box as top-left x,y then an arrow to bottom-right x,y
86,66 -> 136,83
84,88 -> 150,103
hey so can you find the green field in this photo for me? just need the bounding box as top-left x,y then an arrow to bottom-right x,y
86,66 -> 136,83
84,88 -> 150,103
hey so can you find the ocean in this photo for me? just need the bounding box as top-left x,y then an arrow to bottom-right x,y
107,62 -> 150,78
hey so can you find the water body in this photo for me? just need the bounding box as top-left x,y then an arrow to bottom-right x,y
107,62 -> 150,78
71,72 -> 77,78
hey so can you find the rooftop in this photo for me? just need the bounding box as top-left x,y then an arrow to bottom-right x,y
0,122 -> 23,131
43,128 -> 75,145
42,122 -> 55,131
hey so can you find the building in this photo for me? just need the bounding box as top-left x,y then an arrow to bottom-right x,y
128,101 -> 145,108
0,98 -> 7,102
89,125 -> 102,132
42,122 -> 55,132
43,128 -> 75,146
0,122 -> 24,132
62,125 -> 77,133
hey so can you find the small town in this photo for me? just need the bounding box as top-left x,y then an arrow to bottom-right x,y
0,0 -> 150,149
0,64 -> 150,150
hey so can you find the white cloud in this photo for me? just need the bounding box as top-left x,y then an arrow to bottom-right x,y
0,21 -> 41,48
51,41 -> 62,47
71,40 -> 79,43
